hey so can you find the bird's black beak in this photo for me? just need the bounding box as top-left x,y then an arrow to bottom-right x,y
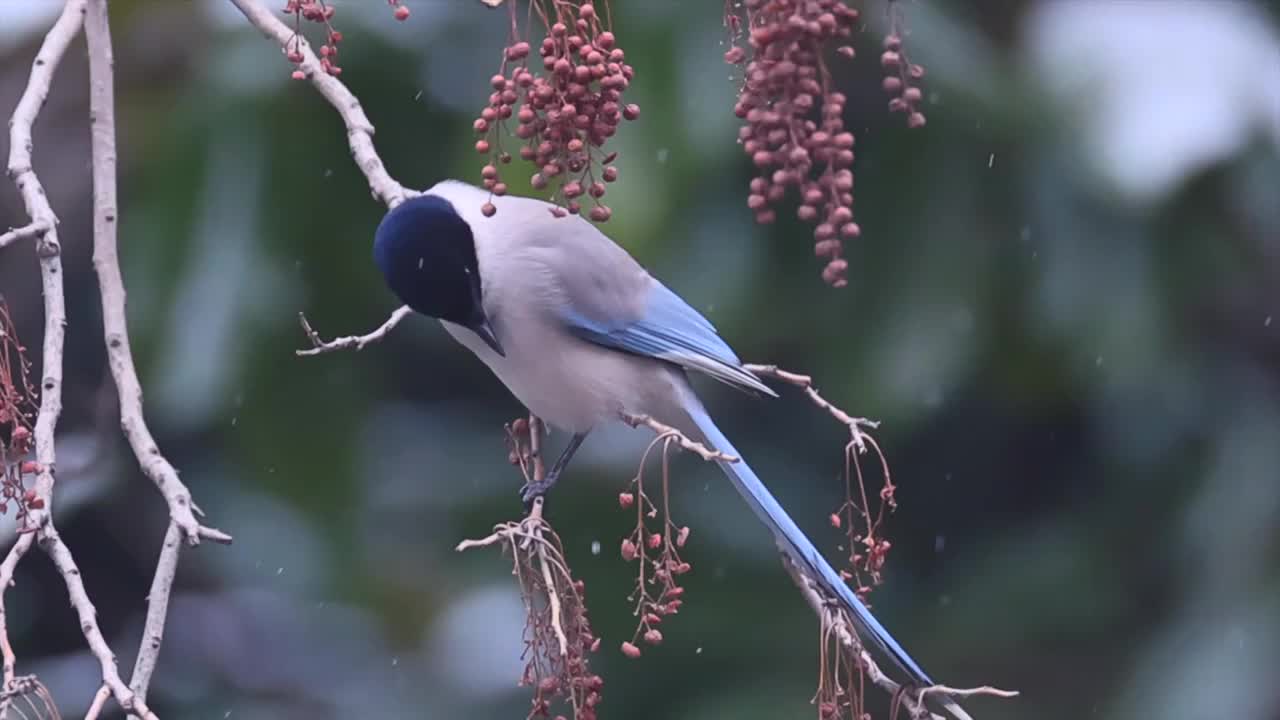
471,317 -> 505,357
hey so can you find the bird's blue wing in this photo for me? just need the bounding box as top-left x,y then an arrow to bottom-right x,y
561,282 -> 775,396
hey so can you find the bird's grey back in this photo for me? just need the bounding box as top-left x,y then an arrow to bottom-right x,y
427,180 -> 652,331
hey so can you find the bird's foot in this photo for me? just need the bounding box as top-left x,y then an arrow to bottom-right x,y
519,472 -> 560,513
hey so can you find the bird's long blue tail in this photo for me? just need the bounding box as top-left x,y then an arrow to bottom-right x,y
684,402 -> 970,719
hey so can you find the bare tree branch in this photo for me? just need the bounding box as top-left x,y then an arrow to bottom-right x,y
0,221 -> 50,250
226,0 -> 412,208
40,524 -> 156,718
295,306 -> 412,356
3,2 -> 84,712
83,685 -> 110,720
86,0 -> 229,548
85,2 -> 232,714
0,533 -> 36,690
127,523 -> 182,714
745,363 -> 879,451
7,0 -> 82,534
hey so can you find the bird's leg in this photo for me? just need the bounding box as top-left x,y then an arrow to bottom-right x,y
521,432 -> 588,508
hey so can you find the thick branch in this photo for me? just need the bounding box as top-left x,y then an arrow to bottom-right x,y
0,533 -> 36,690
226,0 -> 411,208
84,685 -> 111,720
85,0 -> 229,548
127,523 -> 182,712
1,2 -> 82,713
0,220 -> 50,250
38,526 -> 156,719
7,0 -> 83,534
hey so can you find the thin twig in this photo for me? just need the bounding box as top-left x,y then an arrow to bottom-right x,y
918,685 -> 1019,704
0,221 -> 50,251
226,0 -> 412,208
744,363 -> 879,452
619,412 -> 739,463
82,685 -> 109,720
295,306 -> 412,356
86,0 -> 229,548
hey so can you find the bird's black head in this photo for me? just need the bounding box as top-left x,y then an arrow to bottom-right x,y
372,194 -> 504,355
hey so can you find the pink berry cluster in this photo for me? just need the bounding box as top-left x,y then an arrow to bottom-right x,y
726,0 -> 862,287
881,34 -> 926,127
473,1 -> 638,222
725,0 -> 928,288
280,0 -> 409,80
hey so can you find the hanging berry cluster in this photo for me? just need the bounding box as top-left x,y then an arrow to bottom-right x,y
473,0 -> 638,222
0,299 -> 42,527
280,0 -> 410,80
725,0 -> 927,288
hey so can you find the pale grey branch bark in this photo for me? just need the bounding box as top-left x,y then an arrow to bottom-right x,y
86,0 -> 229,550
0,221 -> 49,250
0,533 -> 35,690
39,523 -> 157,719
296,305 -> 412,356
85,2 -> 228,716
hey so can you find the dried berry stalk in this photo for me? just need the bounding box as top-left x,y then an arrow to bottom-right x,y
725,0 -> 927,287
474,0 -> 638,221
617,436 -> 692,659
0,299 -> 42,527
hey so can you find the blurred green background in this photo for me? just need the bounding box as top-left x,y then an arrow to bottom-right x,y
1,1 -> 1278,718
